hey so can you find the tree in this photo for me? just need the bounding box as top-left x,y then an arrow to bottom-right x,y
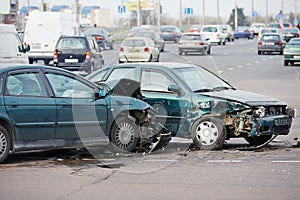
227,7 -> 247,29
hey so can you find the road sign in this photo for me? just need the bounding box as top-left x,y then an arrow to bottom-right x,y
252,11 -> 257,17
118,5 -> 126,13
184,8 -> 193,15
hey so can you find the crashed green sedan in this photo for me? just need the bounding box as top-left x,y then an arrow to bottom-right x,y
88,62 -> 296,150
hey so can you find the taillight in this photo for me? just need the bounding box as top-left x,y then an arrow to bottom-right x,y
258,41 -> 262,45
171,31 -> 177,35
278,41 -> 283,46
199,42 -> 204,45
246,30 -> 250,33
295,33 -> 299,37
144,47 -> 149,52
86,50 -> 91,59
217,33 -> 220,37
179,41 -> 183,45
120,47 -> 124,52
53,50 -> 58,62
96,36 -> 103,41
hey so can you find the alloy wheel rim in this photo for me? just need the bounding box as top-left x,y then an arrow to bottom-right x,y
0,131 -> 7,158
115,122 -> 135,149
195,121 -> 218,146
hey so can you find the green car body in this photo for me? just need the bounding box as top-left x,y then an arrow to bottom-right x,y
88,62 -> 295,150
0,64 -> 170,163
284,38 -> 300,66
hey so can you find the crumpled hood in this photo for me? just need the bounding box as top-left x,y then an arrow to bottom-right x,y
201,89 -> 287,106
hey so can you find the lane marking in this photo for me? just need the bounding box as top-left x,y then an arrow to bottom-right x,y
237,65 -> 243,68
254,61 -> 260,64
246,63 -> 252,66
217,70 -> 223,74
207,160 -> 242,163
272,161 -> 300,163
227,68 -> 234,71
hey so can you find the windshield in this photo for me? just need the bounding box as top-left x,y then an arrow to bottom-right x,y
171,66 -> 233,92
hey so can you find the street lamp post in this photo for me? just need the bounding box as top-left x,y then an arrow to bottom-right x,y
266,0 -> 268,24
251,0 -> 254,23
234,0 -> 238,29
217,0 -> 220,24
179,0 -> 182,29
157,0 -> 161,26
137,0 -> 141,26
202,0 -> 205,25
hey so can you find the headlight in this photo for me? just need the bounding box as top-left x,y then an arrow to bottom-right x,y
284,48 -> 291,53
255,106 -> 265,118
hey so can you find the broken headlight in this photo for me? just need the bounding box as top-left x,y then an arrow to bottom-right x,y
254,106 -> 265,118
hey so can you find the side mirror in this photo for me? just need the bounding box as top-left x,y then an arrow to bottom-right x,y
95,88 -> 107,99
24,44 -> 30,52
168,84 -> 184,96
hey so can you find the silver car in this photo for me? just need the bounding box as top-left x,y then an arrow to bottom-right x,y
178,33 -> 211,55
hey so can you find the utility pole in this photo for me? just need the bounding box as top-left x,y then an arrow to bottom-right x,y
251,0 -> 254,23
234,0 -> 238,29
281,0 -> 284,23
137,0 -> 141,26
266,0 -> 268,24
217,0 -> 220,24
157,0 -> 161,26
202,0 -> 205,25
75,0 -> 79,24
179,0 -> 182,29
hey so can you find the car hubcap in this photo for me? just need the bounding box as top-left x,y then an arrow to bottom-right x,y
195,121 -> 218,146
0,131 -> 7,157
115,122 -> 135,149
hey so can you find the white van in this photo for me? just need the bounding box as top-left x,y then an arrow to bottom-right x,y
201,25 -> 227,45
0,24 -> 29,64
24,12 -> 79,65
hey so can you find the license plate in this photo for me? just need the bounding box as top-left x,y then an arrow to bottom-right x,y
129,48 -> 140,53
263,42 -> 274,45
31,45 -> 41,49
162,32 -> 169,35
275,118 -> 289,126
65,59 -> 78,63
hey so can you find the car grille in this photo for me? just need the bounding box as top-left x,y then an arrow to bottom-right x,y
265,106 -> 285,116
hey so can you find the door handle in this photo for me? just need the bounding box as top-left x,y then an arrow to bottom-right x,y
58,102 -> 69,107
8,102 -> 19,108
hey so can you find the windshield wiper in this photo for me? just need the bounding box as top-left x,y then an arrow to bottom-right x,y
212,86 -> 234,91
193,88 -> 214,93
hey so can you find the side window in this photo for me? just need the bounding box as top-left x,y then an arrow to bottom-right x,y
141,70 -> 176,92
0,76 -> 4,94
88,69 -> 108,82
106,68 -> 135,82
15,34 -> 24,53
6,72 -> 47,97
45,72 -> 94,98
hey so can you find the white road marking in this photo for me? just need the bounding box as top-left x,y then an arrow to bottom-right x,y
262,58 -> 267,61
246,63 -> 252,66
254,61 -> 260,64
217,70 -> 223,74
145,160 -> 178,162
207,160 -> 242,163
237,65 -> 243,68
227,68 -> 234,71
272,161 -> 300,163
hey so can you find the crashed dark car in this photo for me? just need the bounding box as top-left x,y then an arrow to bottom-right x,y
87,62 -> 296,150
0,64 -> 170,163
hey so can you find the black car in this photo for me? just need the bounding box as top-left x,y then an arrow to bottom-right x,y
160,25 -> 183,43
281,28 -> 300,43
84,28 -> 114,50
53,35 -> 104,73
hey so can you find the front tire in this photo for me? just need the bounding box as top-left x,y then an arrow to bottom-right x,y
284,60 -> 289,66
110,116 -> 139,152
191,116 -> 226,150
0,125 -> 11,164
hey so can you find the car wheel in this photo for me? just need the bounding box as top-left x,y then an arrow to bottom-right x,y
284,60 -> 289,66
280,51 -> 283,55
119,59 -> 124,64
156,54 -> 160,62
218,42 -> 221,45
29,58 -> 34,64
222,41 -> 226,45
0,125 -> 11,164
231,38 -> 235,42
258,51 -> 261,55
110,116 -> 139,152
179,50 -> 182,55
191,116 -> 226,150
110,43 -> 114,50
244,135 -> 273,146
290,61 -> 294,66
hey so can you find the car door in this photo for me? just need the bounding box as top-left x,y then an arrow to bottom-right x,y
4,69 -> 56,149
44,70 -> 108,147
139,68 -> 190,136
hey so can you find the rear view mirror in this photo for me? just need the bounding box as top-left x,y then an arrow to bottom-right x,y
168,84 -> 184,96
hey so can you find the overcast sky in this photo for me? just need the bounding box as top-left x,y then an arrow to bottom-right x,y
19,0 -> 298,20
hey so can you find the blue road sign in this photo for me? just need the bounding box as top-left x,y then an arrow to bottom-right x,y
252,11 -> 257,17
184,8 -> 193,15
118,5 -> 126,13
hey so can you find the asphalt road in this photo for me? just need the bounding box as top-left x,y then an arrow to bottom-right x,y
1,38 -> 300,200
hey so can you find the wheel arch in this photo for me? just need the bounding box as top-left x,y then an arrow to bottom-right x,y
0,118 -> 14,152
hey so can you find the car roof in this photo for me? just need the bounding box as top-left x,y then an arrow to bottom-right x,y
109,62 -> 197,70
0,64 -> 73,74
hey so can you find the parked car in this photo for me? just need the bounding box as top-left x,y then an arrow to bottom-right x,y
284,38 -> 300,66
132,30 -> 165,52
187,25 -> 202,33
201,25 -> 226,45
0,64 -> 171,163
53,35 -> 104,73
160,25 -> 183,43
281,28 -> 300,43
234,26 -> 254,39
88,63 -> 295,150
222,24 -> 235,42
178,32 -> 211,55
250,23 -> 266,36
257,33 -> 284,55
281,22 -> 292,29
84,27 -> 114,50
0,24 -> 30,64
119,37 -> 160,63
258,28 -> 281,39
